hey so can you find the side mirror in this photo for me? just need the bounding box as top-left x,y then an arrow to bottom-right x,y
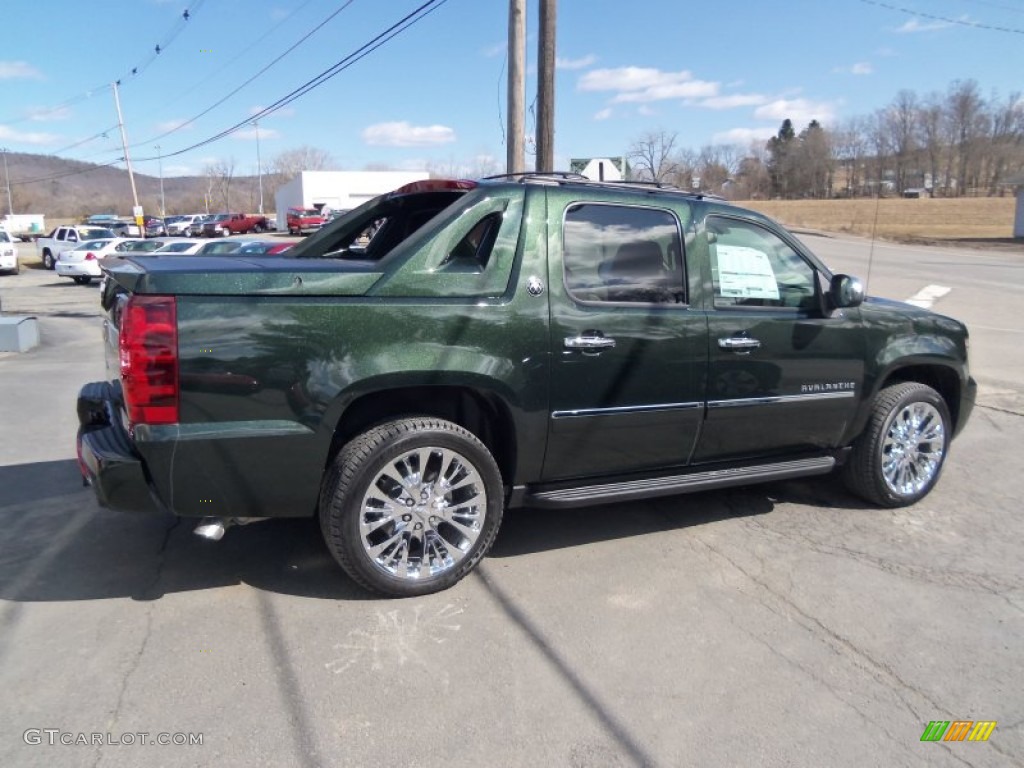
830,274 -> 865,309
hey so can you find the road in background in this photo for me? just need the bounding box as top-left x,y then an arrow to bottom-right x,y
1,242 -> 1021,767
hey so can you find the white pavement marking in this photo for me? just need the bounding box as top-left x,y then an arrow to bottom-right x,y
905,284 -> 951,308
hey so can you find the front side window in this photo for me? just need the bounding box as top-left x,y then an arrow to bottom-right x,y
707,217 -> 818,311
563,204 -> 684,304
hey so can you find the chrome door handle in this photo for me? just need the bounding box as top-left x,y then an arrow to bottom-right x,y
564,334 -> 616,351
718,336 -> 761,351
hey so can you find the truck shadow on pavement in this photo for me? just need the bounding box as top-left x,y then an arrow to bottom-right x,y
0,460 -> 869,604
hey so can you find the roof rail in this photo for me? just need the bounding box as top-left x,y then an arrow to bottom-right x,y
479,171 -> 725,200
481,172 -> 588,184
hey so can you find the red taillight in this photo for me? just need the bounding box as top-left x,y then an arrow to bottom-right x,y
85,252 -> 97,260
119,295 -> 179,426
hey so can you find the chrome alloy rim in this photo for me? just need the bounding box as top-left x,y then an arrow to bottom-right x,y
881,402 -> 946,497
359,447 -> 486,580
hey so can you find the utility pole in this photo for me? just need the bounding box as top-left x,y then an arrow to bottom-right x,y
507,0 -> 526,175
155,144 -> 165,217
535,0 -> 556,172
112,81 -> 142,228
1,148 -> 12,215
253,120 -> 264,215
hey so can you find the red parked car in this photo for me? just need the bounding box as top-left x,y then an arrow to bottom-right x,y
287,208 -> 325,235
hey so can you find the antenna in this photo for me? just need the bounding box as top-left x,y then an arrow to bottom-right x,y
866,183 -> 882,290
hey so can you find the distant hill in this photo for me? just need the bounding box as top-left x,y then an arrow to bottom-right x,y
2,150 -> 270,218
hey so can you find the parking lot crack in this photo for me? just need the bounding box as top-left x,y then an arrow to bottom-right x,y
693,536 -> 947,721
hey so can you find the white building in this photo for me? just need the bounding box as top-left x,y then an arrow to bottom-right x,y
274,171 -> 429,231
569,157 -> 629,182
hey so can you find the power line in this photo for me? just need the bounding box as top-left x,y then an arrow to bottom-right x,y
154,0 -> 318,115
137,0 -> 451,162
123,0 -> 358,152
859,0 -> 1024,33
0,0 -> 205,126
11,0 -> 451,185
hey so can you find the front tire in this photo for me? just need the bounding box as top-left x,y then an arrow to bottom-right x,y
72,276 -> 92,285
843,382 -> 951,507
320,417 -> 504,597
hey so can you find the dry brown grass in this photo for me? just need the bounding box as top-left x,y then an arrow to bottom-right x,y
740,197 -> 1017,241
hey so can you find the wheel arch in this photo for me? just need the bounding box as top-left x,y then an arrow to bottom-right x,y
878,363 -> 962,431
325,385 -> 518,486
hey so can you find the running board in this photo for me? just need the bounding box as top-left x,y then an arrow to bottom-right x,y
522,456 -> 836,509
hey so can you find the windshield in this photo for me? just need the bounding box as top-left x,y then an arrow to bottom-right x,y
75,239 -> 115,250
81,227 -> 116,239
156,242 -> 197,253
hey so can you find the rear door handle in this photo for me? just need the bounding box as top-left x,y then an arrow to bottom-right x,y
564,334 -> 616,351
718,336 -> 761,352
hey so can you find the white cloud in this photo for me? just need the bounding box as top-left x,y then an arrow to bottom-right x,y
0,125 -> 59,145
362,121 -> 455,147
556,54 -> 596,70
578,66 -> 718,103
833,62 -> 873,75
24,105 -> 72,122
637,105 -> 657,117
162,164 -> 195,177
233,126 -> 280,140
754,98 -> 836,125
712,127 -> 777,145
0,61 -> 43,80
594,107 -> 613,121
155,118 -> 194,133
481,41 -> 506,58
896,18 -> 953,33
698,93 -> 767,110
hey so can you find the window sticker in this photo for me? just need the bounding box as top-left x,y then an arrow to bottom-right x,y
715,245 -> 780,300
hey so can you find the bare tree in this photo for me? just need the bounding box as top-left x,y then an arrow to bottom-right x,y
205,158 -> 236,211
944,80 -> 986,196
272,145 -> 335,181
628,130 -> 679,182
917,94 -> 946,196
887,90 -> 920,194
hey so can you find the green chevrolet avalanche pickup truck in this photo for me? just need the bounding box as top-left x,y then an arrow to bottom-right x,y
77,175 -> 976,596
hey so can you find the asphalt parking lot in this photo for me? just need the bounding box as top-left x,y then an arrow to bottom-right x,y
1,238 -> 1022,768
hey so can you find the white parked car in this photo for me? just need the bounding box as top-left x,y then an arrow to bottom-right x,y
153,240 -> 206,255
165,214 -> 205,237
55,238 -> 126,284
0,228 -> 19,274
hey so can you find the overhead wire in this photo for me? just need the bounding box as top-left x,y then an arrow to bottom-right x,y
123,0 -> 358,152
136,0 -> 450,162
12,0 -> 451,185
1,1 -> 206,127
858,0 -> 1024,33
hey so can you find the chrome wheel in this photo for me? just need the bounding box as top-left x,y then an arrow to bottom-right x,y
359,446 -> 487,581
881,402 -> 945,497
322,417 -> 504,595
843,382 -> 951,507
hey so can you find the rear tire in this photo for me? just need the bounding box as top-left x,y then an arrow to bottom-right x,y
72,276 -> 92,285
320,417 -> 504,597
42,250 -> 54,270
843,382 -> 950,507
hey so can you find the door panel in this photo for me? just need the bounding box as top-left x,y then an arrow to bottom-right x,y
543,200 -> 706,481
692,215 -> 865,463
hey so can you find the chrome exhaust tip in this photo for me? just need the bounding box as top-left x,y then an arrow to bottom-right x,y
194,517 -> 228,541
193,516 -> 269,541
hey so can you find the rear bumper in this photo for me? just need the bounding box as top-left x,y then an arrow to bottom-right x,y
76,381 -> 163,514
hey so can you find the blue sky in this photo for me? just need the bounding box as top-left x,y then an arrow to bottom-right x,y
1,0 -> 1021,179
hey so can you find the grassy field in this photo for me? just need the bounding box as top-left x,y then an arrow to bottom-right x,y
741,197 -> 1018,242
